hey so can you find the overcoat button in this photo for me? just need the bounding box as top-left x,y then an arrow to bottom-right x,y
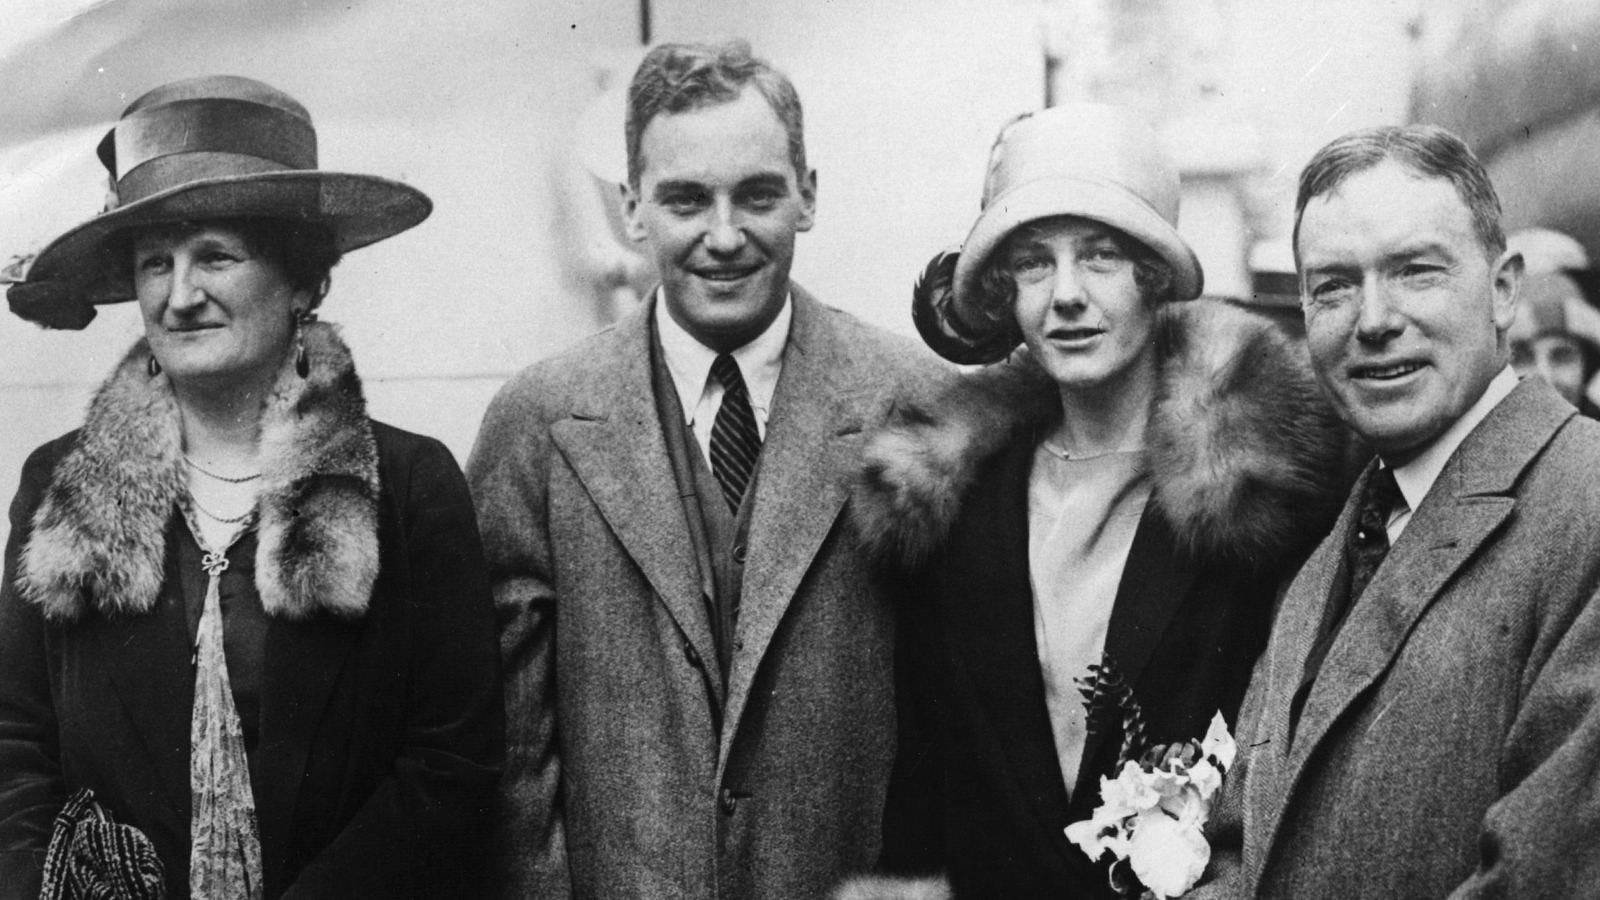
684,644 -> 703,668
720,787 -> 738,815
733,544 -> 748,564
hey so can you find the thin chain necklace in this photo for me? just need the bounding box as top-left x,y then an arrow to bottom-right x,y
190,496 -> 254,525
184,454 -> 261,484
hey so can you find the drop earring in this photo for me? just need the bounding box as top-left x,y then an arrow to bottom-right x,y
147,355 -> 161,377
293,310 -> 311,378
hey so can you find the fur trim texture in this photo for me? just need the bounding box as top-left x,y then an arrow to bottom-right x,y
832,874 -> 953,900
20,321 -> 381,621
855,300 -> 1358,574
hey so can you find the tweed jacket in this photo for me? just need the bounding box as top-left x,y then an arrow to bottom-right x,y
1197,378 -> 1600,899
849,300 -> 1356,898
468,286 -> 946,900
0,323 -> 504,899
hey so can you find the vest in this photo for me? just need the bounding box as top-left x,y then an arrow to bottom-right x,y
649,320 -> 761,700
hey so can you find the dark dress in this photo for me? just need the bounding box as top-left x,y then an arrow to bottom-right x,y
0,422 -> 504,900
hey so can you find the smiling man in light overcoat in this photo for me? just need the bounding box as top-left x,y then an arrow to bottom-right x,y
1195,125 -> 1600,898
467,40 -> 943,900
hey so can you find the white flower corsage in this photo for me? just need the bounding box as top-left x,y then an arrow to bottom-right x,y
1065,657 -> 1238,899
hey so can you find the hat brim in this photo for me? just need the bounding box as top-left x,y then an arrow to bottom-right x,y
24,170 -> 431,303
952,175 -> 1204,314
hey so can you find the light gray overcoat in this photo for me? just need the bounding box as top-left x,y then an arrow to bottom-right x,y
467,287 -> 943,900
1198,379 -> 1600,898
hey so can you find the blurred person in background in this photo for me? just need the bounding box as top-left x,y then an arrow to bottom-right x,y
843,104 -> 1352,900
1504,227 -> 1600,416
469,41 -> 945,900
0,75 -> 503,899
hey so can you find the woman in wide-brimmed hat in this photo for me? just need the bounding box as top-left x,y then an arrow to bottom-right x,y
0,75 -> 502,900
846,104 -> 1357,898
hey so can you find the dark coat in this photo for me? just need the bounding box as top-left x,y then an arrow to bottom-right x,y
0,324 -> 504,900
850,300 -> 1357,899
468,286 -> 947,900
1195,380 -> 1600,899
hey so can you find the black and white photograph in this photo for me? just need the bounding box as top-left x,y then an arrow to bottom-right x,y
0,1 -> 1596,898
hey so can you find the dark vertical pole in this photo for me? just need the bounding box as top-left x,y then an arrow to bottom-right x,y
640,0 -> 652,45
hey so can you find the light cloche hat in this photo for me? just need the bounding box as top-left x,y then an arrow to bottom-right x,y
914,103 -> 1202,364
8,74 -> 431,329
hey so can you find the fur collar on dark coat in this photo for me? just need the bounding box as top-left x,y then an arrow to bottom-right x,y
854,299 -> 1360,576
20,321 -> 381,622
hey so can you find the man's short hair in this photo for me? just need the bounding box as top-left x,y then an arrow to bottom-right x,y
1293,124 -> 1506,266
625,40 -> 806,189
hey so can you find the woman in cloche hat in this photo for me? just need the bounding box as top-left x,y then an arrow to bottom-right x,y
847,104 -> 1356,898
0,75 -> 502,899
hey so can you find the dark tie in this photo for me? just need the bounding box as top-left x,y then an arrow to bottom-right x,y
1291,465 -> 1403,736
709,354 -> 761,513
1344,466 -> 1403,610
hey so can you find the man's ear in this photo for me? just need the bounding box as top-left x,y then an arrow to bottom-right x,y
621,181 -> 647,243
796,168 -> 818,233
1491,248 -> 1524,333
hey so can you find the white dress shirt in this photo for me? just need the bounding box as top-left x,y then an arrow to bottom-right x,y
1385,366 -> 1520,542
655,290 -> 791,469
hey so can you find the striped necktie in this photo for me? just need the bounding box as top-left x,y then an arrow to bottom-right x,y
709,353 -> 761,512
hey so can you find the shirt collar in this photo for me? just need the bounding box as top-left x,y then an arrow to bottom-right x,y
654,288 -> 792,424
1387,365 -> 1519,514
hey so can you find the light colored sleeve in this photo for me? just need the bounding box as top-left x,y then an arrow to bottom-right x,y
467,375 -> 571,900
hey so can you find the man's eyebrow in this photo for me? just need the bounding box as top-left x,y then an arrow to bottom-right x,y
1303,242 -> 1460,277
1301,260 -> 1359,280
1379,242 -> 1456,265
650,179 -> 705,200
736,172 -> 791,191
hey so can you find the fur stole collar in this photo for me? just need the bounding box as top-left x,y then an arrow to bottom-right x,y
855,300 -> 1360,575
21,321 -> 381,621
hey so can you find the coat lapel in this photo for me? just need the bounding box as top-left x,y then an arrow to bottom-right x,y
949,442 -> 1078,866
253,610 -> 363,871
1251,379 -> 1574,883
720,289 -> 872,764
1240,501 -> 1348,878
1076,509 -> 1197,797
549,303 -> 715,663
100,540 -> 194,828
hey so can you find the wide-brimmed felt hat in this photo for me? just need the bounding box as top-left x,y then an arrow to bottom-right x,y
9,74 -> 431,329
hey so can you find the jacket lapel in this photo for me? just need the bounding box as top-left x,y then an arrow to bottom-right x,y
101,538 -> 194,828
1240,500 -> 1348,879
720,288 -> 872,764
1252,380 -> 1573,882
949,442 -> 1079,866
253,610 -> 362,872
1075,509 -> 1197,797
549,303 -> 715,664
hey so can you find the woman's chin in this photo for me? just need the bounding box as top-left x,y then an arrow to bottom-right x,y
158,354 -> 279,390
1041,357 -> 1117,393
